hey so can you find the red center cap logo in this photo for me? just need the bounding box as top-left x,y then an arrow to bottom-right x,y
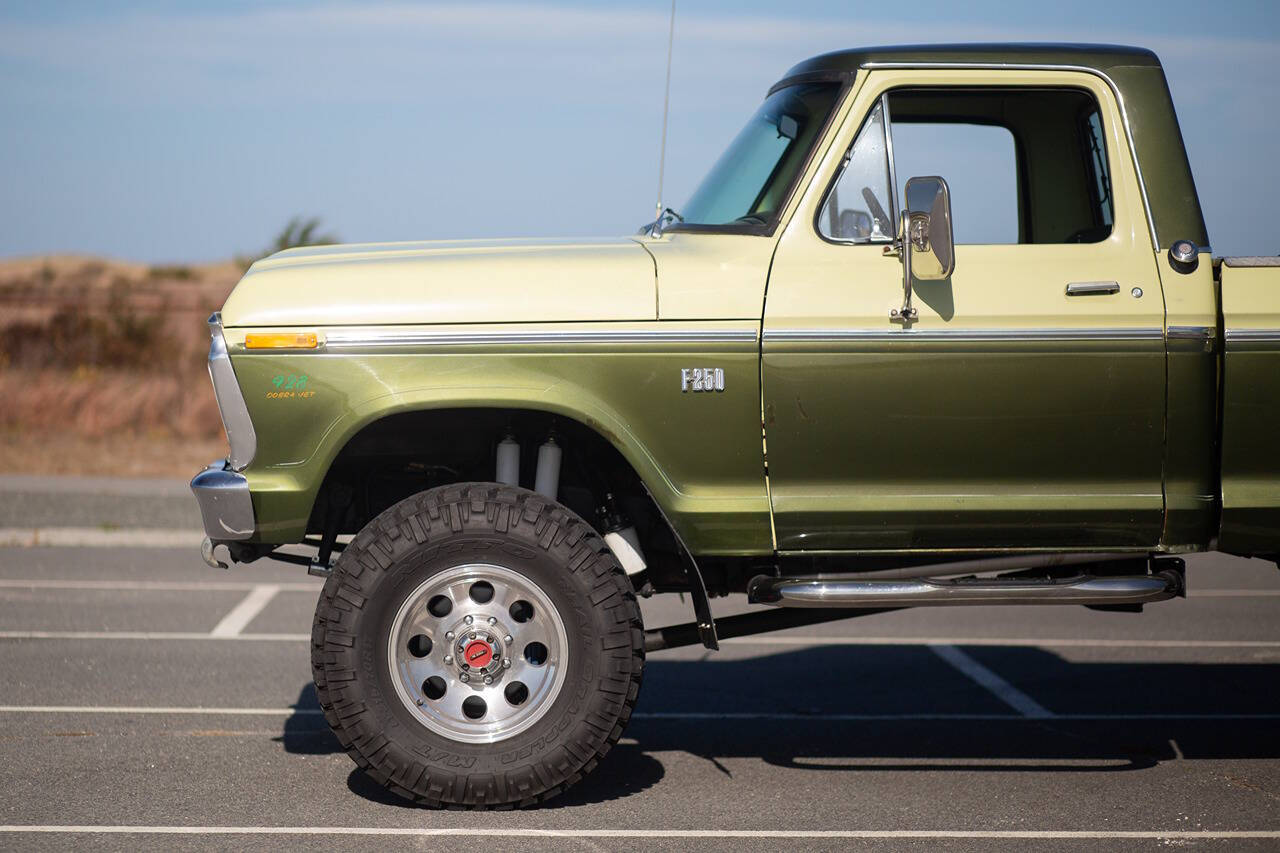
463,639 -> 494,669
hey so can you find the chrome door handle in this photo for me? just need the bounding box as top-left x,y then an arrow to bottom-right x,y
1065,281 -> 1120,296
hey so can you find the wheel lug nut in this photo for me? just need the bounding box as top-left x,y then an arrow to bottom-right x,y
445,631 -> 454,639
483,675 -> 493,684
443,655 -> 452,664
460,673 -> 469,682
504,635 -> 513,644
464,615 -> 473,625
502,658 -> 511,668
487,616 -> 497,625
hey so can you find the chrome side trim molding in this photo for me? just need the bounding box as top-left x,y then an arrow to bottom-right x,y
322,328 -> 759,349
207,313 -> 256,472
764,327 -> 1162,343
1225,329 -> 1280,342
860,61 -> 1158,247
1167,325 -> 1213,340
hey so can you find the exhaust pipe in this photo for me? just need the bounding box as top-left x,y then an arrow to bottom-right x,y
749,562 -> 1184,609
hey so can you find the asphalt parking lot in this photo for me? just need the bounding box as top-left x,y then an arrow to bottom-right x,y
2,480 -> 1280,850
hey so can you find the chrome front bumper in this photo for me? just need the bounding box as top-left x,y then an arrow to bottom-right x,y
191,462 -> 255,542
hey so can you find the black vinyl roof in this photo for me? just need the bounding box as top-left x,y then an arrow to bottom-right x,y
779,43 -> 1161,83
771,43 -> 1207,249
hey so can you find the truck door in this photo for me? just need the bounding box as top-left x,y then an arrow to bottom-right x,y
762,68 -> 1167,552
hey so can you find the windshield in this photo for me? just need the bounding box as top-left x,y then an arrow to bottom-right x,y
675,82 -> 841,230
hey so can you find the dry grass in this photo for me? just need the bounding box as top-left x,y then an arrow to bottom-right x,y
0,256 -> 241,477
0,430 -> 228,478
0,369 -> 223,439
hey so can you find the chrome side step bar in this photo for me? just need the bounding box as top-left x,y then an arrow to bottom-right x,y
748,562 -> 1185,609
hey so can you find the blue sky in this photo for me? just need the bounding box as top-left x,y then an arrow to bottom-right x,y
1,0 -> 1276,262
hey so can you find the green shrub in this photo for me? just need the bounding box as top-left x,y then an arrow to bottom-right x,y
237,216 -> 339,270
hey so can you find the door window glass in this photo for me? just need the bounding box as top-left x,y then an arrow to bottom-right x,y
819,87 -> 1116,246
889,122 -> 1019,244
1083,109 -> 1114,230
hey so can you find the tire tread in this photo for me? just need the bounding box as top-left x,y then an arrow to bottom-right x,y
311,482 -> 643,809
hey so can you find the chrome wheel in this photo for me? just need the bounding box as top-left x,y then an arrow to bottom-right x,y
387,563 -> 569,744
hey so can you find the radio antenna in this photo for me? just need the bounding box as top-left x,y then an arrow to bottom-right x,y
654,0 -> 676,222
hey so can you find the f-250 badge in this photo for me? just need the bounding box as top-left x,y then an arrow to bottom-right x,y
680,367 -> 725,393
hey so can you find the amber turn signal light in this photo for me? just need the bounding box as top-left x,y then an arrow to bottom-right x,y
244,332 -> 319,350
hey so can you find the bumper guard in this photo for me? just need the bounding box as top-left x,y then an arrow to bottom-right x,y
191,461 -> 255,544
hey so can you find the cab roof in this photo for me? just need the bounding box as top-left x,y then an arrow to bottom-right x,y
772,43 -> 1206,250
779,43 -> 1161,83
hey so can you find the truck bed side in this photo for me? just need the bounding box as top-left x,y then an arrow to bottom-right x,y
1219,256 -> 1280,553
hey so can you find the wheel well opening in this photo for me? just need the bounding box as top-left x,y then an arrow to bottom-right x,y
307,408 -> 689,588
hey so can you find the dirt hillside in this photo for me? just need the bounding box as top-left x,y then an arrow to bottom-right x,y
0,256 -> 242,478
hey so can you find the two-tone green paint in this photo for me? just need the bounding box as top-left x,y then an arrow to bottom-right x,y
776,43 -> 1209,249
210,44 -> 1280,560
761,334 -> 1166,551
226,323 -> 771,555
1158,254 -> 1219,551
1219,260 -> 1280,553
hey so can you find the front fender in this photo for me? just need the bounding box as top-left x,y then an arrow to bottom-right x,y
223,322 -> 771,556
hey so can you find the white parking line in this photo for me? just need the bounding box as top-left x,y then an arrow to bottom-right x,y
4,629 -> 1280,649
2,705 -> 1278,721
0,705 -> 321,716
930,644 -> 1054,718
1,577 -> 1273,596
0,826 -> 1277,839
209,585 -> 281,637
0,528 -> 203,548
0,631 -> 310,641
0,579 -> 320,592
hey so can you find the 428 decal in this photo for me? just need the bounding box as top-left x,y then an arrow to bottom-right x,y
267,374 -> 315,399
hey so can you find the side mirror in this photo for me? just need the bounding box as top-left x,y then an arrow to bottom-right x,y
890,175 -> 955,322
904,176 -> 954,280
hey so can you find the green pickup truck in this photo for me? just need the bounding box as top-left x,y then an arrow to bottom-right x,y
192,43 -> 1279,807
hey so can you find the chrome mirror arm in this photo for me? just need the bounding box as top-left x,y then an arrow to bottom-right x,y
889,210 -> 918,323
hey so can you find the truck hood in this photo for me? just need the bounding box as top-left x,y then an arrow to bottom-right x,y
220,237 -> 657,327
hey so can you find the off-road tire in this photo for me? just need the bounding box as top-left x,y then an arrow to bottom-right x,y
311,482 -> 644,808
